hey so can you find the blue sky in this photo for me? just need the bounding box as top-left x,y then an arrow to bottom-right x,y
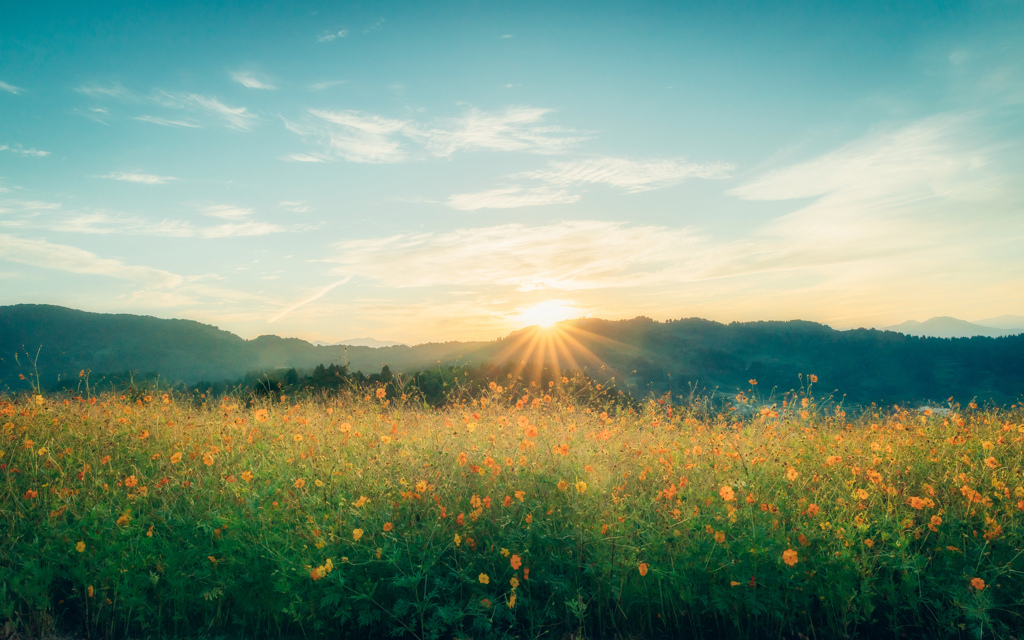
2,1 -> 1023,343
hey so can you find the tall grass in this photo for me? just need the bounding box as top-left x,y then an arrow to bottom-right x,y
1,380 -> 1022,639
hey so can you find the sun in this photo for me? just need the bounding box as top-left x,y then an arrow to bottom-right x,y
515,301 -> 583,328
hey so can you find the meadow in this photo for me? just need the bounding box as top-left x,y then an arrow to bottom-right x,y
1,377 -> 1023,640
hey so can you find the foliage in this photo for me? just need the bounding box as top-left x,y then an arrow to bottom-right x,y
1,380 -> 1023,639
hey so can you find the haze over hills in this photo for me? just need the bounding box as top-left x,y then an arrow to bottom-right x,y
312,338 -> 408,348
881,316 -> 1024,339
2,304 -> 1023,406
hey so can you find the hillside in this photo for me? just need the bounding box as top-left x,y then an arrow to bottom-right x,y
1,304 -> 1022,405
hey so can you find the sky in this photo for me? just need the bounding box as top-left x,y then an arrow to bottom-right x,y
2,1 -> 1023,345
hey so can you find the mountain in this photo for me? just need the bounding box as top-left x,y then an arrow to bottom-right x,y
2,304 -> 1023,405
973,315 -> 1024,333
314,338 -> 407,348
882,316 -> 1015,338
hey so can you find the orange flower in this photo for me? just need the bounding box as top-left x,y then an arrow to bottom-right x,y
124,475 -> 138,488
23,490 -> 38,499
254,409 -> 268,422
383,522 -> 393,532
714,531 -> 726,544
525,514 -> 533,524
100,455 -> 111,465
524,567 -> 529,580
786,467 -> 799,482
202,453 -> 214,466
557,480 -> 568,491
929,515 -> 942,532
293,478 -> 306,489
116,514 -> 129,527
458,451 -> 468,466
638,563 -> 649,576
808,374 -> 818,383
863,538 -> 874,547
170,452 -> 182,464
515,490 -> 526,502
748,379 -> 757,386
984,457 -> 998,469
782,549 -> 798,566
510,554 -> 522,570
971,577 -> 985,590
502,495 -> 512,507
376,388 -> 387,399
719,486 -> 735,502
241,470 -> 254,483
806,503 -> 819,516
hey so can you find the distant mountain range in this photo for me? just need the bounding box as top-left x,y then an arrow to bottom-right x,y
312,338 -> 407,348
2,304 -> 1023,406
881,316 -> 1024,338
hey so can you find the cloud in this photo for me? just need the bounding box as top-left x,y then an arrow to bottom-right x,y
231,71 -> 276,90
0,233 -> 183,287
154,92 -> 259,130
0,81 -> 23,95
523,156 -> 734,193
75,83 -> 135,100
77,84 -> 257,130
424,107 -> 585,156
307,80 -> 346,91
201,205 -> 252,220
134,115 -> 201,128
317,30 -> 348,42
279,201 -> 310,213
0,144 -> 49,157
269,277 -> 353,322
286,106 -> 584,164
447,187 -> 580,210
327,220 -> 704,291
100,171 -> 177,185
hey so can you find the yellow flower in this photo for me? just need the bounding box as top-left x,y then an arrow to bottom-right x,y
500,548 -> 510,557
510,577 -> 520,588
454,534 -> 461,547
76,541 -> 86,553
352,528 -> 364,541
508,593 -> 516,608
380,435 -> 392,444
293,433 -> 303,442
575,481 -> 587,494
478,573 -> 489,584
116,514 -> 129,527
314,479 -> 324,487
782,549 -> 798,566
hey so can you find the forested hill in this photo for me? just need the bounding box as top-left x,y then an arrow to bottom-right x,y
1,304 -> 1022,405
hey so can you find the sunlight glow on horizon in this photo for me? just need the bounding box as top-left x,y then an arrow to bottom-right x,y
513,301 -> 587,328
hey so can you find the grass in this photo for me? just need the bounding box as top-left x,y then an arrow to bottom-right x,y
1,378 -> 1023,639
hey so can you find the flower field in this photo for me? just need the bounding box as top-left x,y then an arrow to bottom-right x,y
2,381 -> 1023,639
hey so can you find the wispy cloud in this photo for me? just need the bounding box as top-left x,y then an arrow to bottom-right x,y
317,30 -> 348,43
231,71 -> 276,90
77,83 -> 257,130
153,92 -> 259,130
100,171 -> 177,185
522,156 -> 734,193
307,80 -> 346,91
0,233 -> 183,286
327,220 -> 704,291
0,81 -> 24,95
269,277 -> 353,322
0,144 -> 49,157
286,106 -> 584,164
447,187 -> 580,210
279,201 -> 310,213
134,115 -> 201,128
201,205 -> 252,220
